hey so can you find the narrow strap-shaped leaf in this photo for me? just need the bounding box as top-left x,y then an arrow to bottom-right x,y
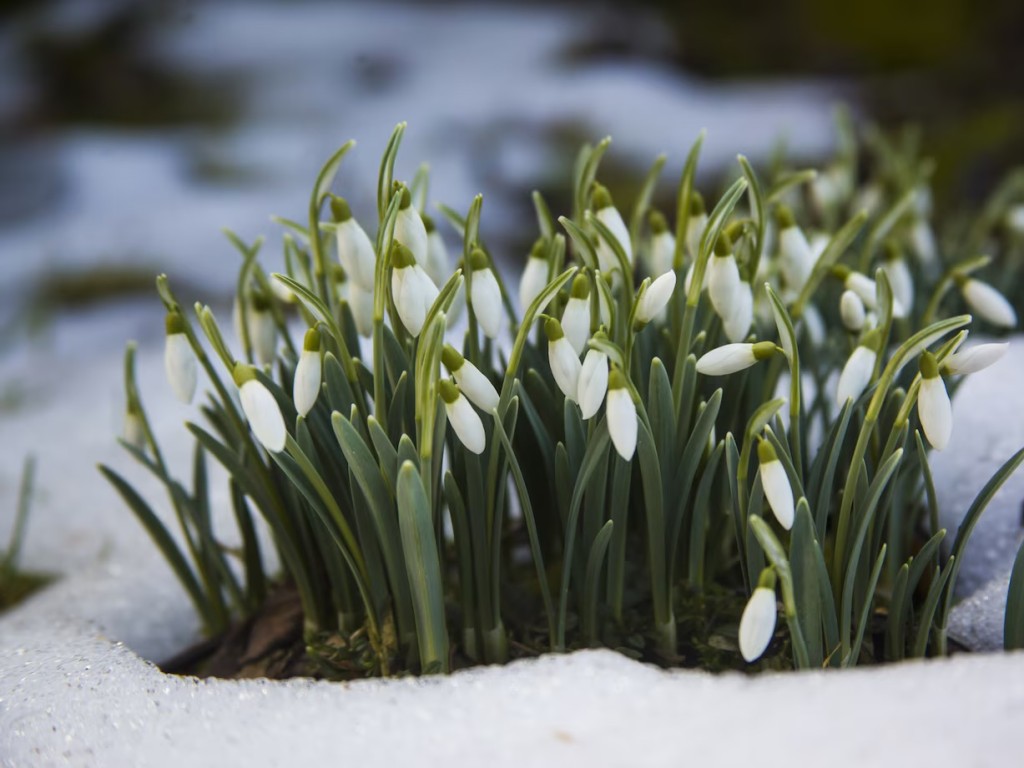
583,520 -> 615,646
1005,537 -> 1024,650
790,499 -> 823,667
748,516 -> 810,668
914,559 -> 954,658
845,544 -> 886,667
687,440 -> 725,590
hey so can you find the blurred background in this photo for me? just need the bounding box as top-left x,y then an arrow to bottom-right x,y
0,0 -> 1022,405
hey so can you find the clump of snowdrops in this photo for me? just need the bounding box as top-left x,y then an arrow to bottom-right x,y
102,117 -> 1024,676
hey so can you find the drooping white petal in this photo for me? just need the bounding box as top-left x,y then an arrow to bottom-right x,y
445,393 -> 486,454
686,213 -> 707,261
801,303 -> 826,346
696,343 -> 759,376
1006,204 -> 1024,236
909,219 -> 938,266
392,265 -> 438,337
250,310 -> 277,366
606,386 -> 637,460
394,206 -> 428,264
846,272 -> 878,310
336,218 -> 377,292
650,231 -> 676,276
739,587 -> 778,662
943,342 -> 1008,375
962,279 -> 1017,328
348,284 -> 374,338
778,226 -> 815,293
636,271 -> 677,325
548,337 -> 582,401
883,257 -> 914,315
292,349 -> 322,417
240,379 -> 286,453
918,376 -> 952,450
123,410 -> 146,450
470,268 -> 503,339
708,253 -> 741,320
519,257 -> 549,314
164,333 -> 197,404
578,349 -> 609,420
424,230 -> 450,288
722,280 -> 753,342
840,290 -> 866,331
454,361 -> 499,413
836,345 -> 876,405
596,205 -> 633,267
561,296 -> 591,355
760,459 -> 794,530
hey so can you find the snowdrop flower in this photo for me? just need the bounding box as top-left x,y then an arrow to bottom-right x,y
908,218 -> 938,267
758,439 -> 794,529
391,242 -> 439,337
606,369 -> 637,461
942,342 -> 1008,375
775,206 -> 814,293
836,330 -> 880,405
1006,204 -> 1024,237
918,352 -> 952,450
234,364 -> 286,453
802,303 -> 826,346
249,293 -> 277,366
441,344 -> 499,412
440,379 -> 486,454
635,270 -> 676,327
723,280 -> 753,342
394,185 -> 428,264
331,197 -> 376,292
739,569 -> 778,662
545,317 -> 582,401
578,347 -> 609,420
840,289 -> 866,332
421,214 -> 450,289
696,341 -> 777,376
593,183 -> 632,273
956,275 -> 1017,328
293,327 -> 322,417
708,232 -> 741,321
810,164 -> 851,214
648,209 -> 675,275
882,244 -> 914,316
123,406 -> 146,450
347,283 -> 374,338
833,265 -> 904,316
519,238 -> 550,313
685,192 -> 707,261
562,274 -> 592,355
164,312 -> 196,404
469,248 -> 503,339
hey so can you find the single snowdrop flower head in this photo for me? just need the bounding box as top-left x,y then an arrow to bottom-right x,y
439,379 -> 486,455
234,363 -> 286,453
164,311 -> 196,404
441,344 -> 499,412
739,568 -> 778,662
347,283 -> 374,338
909,218 -> 938,267
421,214 -> 450,289
544,316 -> 582,401
123,405 -> 146,450
696,340 -> 777,376
918,351 -> 952,450
562,273 -> 592,355
685,191 -> 707,262
330,196 -> 377,292
647,209 -> 675,275
708,231 -> 741,321
836,329 -> 881,405
592,182 -> 633,270
758,438 -> 794,530
723,279 -> 753,342
393,184 -> 428,264
391,241 -> 439,337
606,367 -> 637,461
578,344 -> 609,420
469,247 -> 503,339
1006,204 -> 1024,237
519,237 -> 550,313
293,327 -> 322,417
942,342 -> 1008,375
955,273 -> 1017,328
833,264 -> 879,311
774,205 -> 814,293
840,289 -> 866,332
249,290 -> 277,366
882,241 -> 914,316
635,270 -> 676,327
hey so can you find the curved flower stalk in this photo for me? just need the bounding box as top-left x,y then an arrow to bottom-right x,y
562,274 -> 592,354
164,311 -> 197,404
331,197 -> 376,292
293,327 -> 322,417
578,347 -> 609,419
647,209 -> 675,276
918,352 -> 951,450
545,317 -> 582,401
468,248 -> 503,339
708,231 -> 741,321
391,241 -> 439,337
440,379 -> 485,454
592,183 -> 632,274
422,214 -> 450,289
836,329 -> 881,405
234,364 -> 286,453
942,342 -> 1008,375
634,270 -> 676,327
696,340 -> 777,376
441,344 -> 498,412
394,185 -> 428,264
606,368 -> 637,461
519,238 -> 550,312
774,205 -> 814,294
840,289 -> 866,332
739,568 -> 778,662
956,275 -> 1017,328
758,439 -> 794,530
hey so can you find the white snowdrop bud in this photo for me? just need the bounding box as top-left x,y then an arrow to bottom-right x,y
636,270 -> 677,326
164,312 -> 196,404
696,341 -> 777,376
578,346 -> 609,420
1006,204 -> 1024,236
348,283 -> 374,338
909,218 -> 937,267
469,248 -> 503,339
775,206 -> 814,293
708,232 -> 741,320
249,294 -> 277,366
293,327 -> 322,417
391,242 -> 439,337
840,290 -> 866,332
739,569 -> 778,662
942,342 -> 1008,375
606,368 -> 637,461
562,274 -> 592,355
833,265 -> 878,310
421,214 -> 450,289
648,210 -> 676,275
519,238 -> 550,313
593,183 -> 633,271
722,280 -> 753,342
918,352 -> 951,450
957,275 -> 1017,328
393,185 -> 428,265
331,197 -> 377,292
123,407 -> 146,450
440,379 -> 486,454
836,330 -> 880,405
882,244 -> 914,316
545,317 -> 582,401
685,192 -> 708,261
441,344 -> 499,413
758,439 -> 794,530
235,365 -> 286,453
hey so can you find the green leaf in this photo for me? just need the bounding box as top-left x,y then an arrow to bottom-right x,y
377,123 -> 406,219
846,545 -> 886,667
629,153 -> 667,255
790,499 -> 823,667
687,440 -> 725,590
583,520 -> 614,646
672,129 -> 705,269
1005,537 -> 1024,650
